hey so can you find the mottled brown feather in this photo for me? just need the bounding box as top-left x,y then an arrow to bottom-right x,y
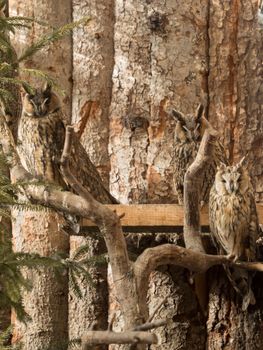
209,162 -> 259,310
171,106 -> 228,204
18,86 -> 117,204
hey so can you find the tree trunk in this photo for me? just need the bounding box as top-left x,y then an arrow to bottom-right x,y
9,0 -> 72,116
109,0 -> 208,348
69,1 -> 115,347
9,1 -> 72,349
0,3 -> 22,336
2,0 -> 262,349
207,1 -> 263,348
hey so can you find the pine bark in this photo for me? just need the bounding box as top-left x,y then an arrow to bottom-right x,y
2,1 -> 262,349
109,0 -> 208,348
8,1 -> 72,349
69,1 -> 115,347
207,1 -> 263,349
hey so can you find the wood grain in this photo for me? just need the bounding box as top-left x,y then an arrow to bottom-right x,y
82,203 -> 263,227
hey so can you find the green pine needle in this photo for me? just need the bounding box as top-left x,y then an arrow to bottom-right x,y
18,17 -> 91,62
0,35 -> 14,54
20,68 -> 65,95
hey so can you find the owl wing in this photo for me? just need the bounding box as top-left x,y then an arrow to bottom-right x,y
63,131 -> 118,204
201,140 -> 229,204
208,184 -> 235,255
49,116 -> 68,187
208,184 -> 224,253
246,192 -> 259,261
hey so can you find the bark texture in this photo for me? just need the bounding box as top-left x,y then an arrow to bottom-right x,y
208,0 -> 263,201
69,0 -> 115,347
8,1 -> 72,349
109,0 -> 209,348
11,211 -> 69,350
207,1 -> 263,348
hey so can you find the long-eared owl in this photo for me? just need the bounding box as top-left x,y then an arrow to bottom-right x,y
170,104 -> 227,205
209,158 -> 259,310
17,83 -> 117,204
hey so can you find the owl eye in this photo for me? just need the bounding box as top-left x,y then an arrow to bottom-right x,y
29,99 -> 36,107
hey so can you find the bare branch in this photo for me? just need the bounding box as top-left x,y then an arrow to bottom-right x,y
59,125 -> 145,330
133,244 -> 229,318
132,319 -> 171,332
1,114 -> 263,347
81,331 -> 158,347
184,127 -> 218,252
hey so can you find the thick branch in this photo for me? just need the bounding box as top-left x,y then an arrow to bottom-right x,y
134,244 -> 229,317
184,125 -> 218,252
81,331 -> 158,347
2,114 -> 263,347
60,126 -> 144,330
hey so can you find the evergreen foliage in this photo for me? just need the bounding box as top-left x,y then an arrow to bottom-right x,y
0,153 -> 104,321
0,4 -> 101,348
0,0 -> 90,110
0,2 -> 99,330
0,156 -> 106,324
0,327 -> 21,349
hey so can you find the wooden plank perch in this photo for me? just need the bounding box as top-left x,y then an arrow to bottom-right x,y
81,203 -> 263,229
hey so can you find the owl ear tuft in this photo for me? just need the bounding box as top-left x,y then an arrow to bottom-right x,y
236,155 -> 248,169
217,161 -> 227,171
172,109 -> 185,124
43,81 -> 52,96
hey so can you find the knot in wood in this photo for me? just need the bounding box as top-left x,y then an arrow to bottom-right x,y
124,115 -> 150,132
148,12 -> 167,33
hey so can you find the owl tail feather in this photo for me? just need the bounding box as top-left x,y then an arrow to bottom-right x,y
224,266 -> 256,311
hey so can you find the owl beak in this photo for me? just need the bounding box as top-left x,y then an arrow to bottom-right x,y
229,182 -> 235,193
182,126 -> 193,141
36,109 -> 45,117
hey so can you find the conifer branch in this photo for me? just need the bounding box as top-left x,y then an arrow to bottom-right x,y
18,17 -> 91,62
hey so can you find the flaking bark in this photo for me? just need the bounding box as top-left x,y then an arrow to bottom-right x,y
69,1 -> 115,344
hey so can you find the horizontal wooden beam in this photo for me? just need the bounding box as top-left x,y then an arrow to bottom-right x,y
81,204 -> 263,229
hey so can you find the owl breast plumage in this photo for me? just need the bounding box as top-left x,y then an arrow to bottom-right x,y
17,83 -> 117,205
170,104 -> 227,205
209,159 -> 259,310
209,159 -> 258,261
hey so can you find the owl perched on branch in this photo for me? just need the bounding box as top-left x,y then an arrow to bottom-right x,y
209,158 -> 259,310
17,83 -> 118,205
170,104 -> 227,204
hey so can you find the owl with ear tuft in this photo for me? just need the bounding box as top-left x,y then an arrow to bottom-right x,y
18,82 -> 118,205
170,103 -> 227,205
209,157 -> 259,310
